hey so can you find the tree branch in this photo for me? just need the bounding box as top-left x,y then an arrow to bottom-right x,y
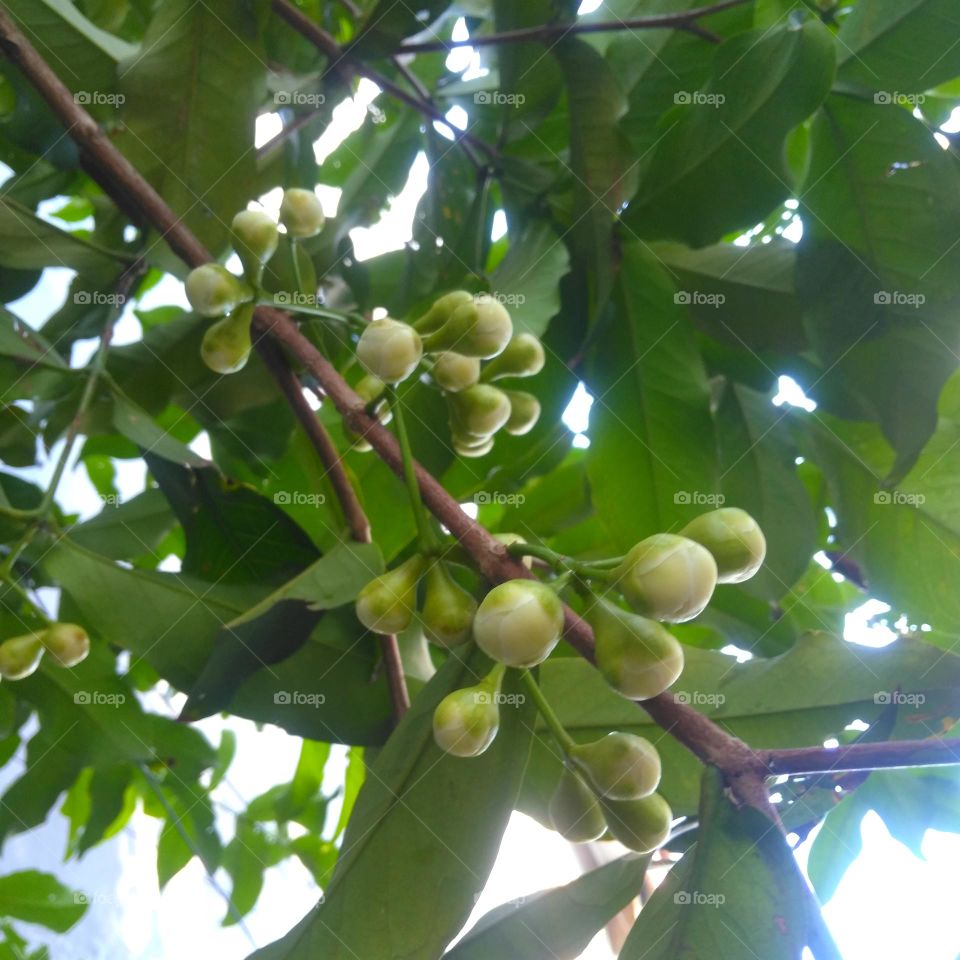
395,0 -> 751,54
255,339 -> 410,722
269,0 -> 492,165
765,737 -> 960,776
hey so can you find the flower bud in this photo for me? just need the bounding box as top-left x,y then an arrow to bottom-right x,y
569,732 -> 661,800
433,682 -> 501,758
41,623 -> 90,668
0,633 -> 44,680
600,793 -> 672,853
185,264 -> 252,318
493,533 -> 534,570
355,554 -> 427,634
452,433 -> 495,459
549,768 -> 607,843
615,534 -> 717,623
232,210 -> 279,284
681,508 -> 766,584
413,290 -> 474,334
200,304 -> 254,375
422,295 -> 513,358
449,384 -> 511,439
473,579 -> 564,668
421,562 -> 477,648
503,390 -> 541,436
481,333 -> 546,381
433,352 -> 481,393
279,188 -> 325,238
586,596 -> 684,700
357,318 -> 423,384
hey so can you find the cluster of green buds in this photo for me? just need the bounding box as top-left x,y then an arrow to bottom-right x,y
352,291 -> 547,458
183,188 -> 325,375
0,622 -> 90,681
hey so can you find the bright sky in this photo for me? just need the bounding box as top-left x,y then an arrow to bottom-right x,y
3,5 -> 960,959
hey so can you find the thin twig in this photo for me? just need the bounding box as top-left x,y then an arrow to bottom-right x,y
269,0 -> 492,165
395,0 -> 751,54
765,737 -> 960,776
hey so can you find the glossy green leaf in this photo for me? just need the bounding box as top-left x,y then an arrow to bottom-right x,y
0,870 -> 87,932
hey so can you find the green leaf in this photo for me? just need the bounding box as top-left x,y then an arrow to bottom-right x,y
182,542 -> 383,721
800,94 -> 960,301
625,21 -> 835,245
111,392 -> 209,468
585,243 -> 718,553
715,382 -> 816,599
836,0 -> 960,94
115,0 -> 267,259
447,853 -> 651,960
620,770 -> 839,959
489,220 -> 570,338
3,0 -> 135,95
0,870 -> 87,933
249,647 -> 535,960
0,309 -> 66,368
156,780 -> 221,889
222,819 -> 286,924
68,488 -> 176,560
0,196 -> 132,272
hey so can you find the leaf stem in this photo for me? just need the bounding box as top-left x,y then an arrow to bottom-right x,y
520,670 -> 576,754
387,386 -> 438,553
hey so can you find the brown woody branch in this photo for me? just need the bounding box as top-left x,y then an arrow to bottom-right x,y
5,5 -> 960,822
395,0 -> 751,54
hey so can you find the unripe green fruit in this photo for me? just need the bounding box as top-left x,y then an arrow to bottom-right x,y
200,304 -> 254,375
0,633 -> 44,680
414,290 -> 474,334
421,562 -> 477,648
615,534 -> 717,623
433,352 -> 481,392
433,683 -> 500,757
600,793 -> 673,853
503,390 -> 541,436
41,623 -> 90,668
473,579 -> 565,668
355,554 -> 427,634
587,596 -> 684,700
681,507 -> 766,584
232,210 -> 279,283
549,768 -> 607,843
452,433 -> 495,459
279,188 -> 325,238
357,318 -> 423,384
449,384 -> 511,439
481,333 -> 546,381
569,732 -> 661,800
185,264 -> 252,318
422,295 -> 513,358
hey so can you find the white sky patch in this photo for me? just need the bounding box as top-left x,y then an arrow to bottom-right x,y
578,0 -> 604,12
349,152 -> 430,261
314,78 -> 381,165
563,382 -> 593,434
721,644 -> 754,663
845,598 -> 898,648
491,209 -> 508,242
255,111 -> 283,148
772,374 -> 816,411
